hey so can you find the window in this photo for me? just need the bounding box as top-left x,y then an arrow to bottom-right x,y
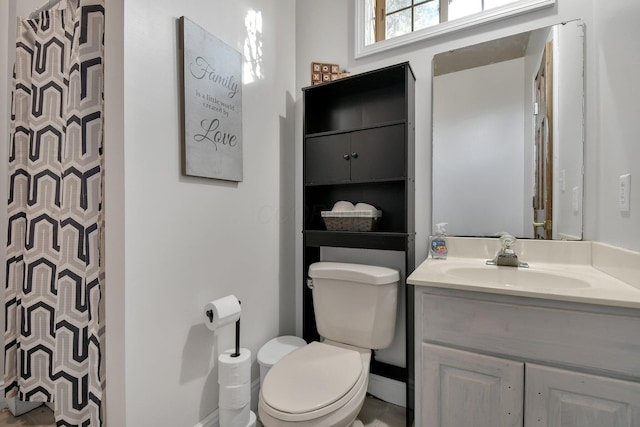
356,0 -> 556,58
375,0 -> 531,42
377,0 -> 440,41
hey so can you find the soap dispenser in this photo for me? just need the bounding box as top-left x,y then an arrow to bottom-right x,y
430,223 -> 448,260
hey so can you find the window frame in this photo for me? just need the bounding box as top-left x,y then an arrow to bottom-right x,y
355,0 -> 556,58
377,0 -> 440,42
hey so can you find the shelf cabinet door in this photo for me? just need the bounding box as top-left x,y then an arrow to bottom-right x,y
305,133 -> 351,184
525,364 -> 640,427
350,125 -> 405,182
305,125 -> 405,185
422,343 -> 524,427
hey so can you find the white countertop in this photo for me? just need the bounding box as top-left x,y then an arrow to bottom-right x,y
408,238 -> 640,309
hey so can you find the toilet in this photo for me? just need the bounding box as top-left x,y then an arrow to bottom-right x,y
258,262 -> 399,427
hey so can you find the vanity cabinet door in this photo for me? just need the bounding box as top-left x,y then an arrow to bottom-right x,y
525,364 -> 640,427
422,343 -> 524,427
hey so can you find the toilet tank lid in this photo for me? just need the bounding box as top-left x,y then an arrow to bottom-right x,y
308,262 -> 399,285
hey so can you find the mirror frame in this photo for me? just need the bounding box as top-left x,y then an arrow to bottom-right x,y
354,0 -> 556,59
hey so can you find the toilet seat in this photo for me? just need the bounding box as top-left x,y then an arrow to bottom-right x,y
260,341 -> 370,423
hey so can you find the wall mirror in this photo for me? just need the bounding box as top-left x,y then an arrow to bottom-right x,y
431,20 -> 585,240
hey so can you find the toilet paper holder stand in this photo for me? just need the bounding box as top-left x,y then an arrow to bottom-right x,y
206,300 -> 242,358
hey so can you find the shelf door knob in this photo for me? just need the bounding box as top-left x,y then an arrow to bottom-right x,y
351,152 -> 358,159
343,154 -> 350,160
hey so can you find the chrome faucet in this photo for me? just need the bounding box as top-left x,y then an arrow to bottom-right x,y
486,234 -> 529,268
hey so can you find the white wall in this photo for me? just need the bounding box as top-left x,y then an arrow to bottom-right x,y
590,0 -> 640,251
432,59 -> 526,237
104,0 -> 125,425
1,0 -> 296,425
296,0 -> 640,258
105,0 -> 296,425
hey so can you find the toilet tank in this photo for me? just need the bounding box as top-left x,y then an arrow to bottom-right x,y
308,262 -> 399,350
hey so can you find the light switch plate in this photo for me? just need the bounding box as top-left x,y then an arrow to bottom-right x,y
619,174 -> 631,212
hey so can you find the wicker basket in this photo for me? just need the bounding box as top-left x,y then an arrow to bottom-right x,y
321,210 -> 382,232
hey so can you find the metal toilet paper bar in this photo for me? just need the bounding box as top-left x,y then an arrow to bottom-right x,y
206,300 -> 241,357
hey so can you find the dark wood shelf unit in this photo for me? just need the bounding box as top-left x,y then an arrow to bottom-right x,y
304,181 -> 408,233
304,64 -> 410,135
304,119 -> 407,139
303,230 -> 414,252
302,62 -> 415,426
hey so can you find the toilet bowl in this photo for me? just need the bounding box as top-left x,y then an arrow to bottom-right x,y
258,262 -> 399,427
259,341 -> 371,427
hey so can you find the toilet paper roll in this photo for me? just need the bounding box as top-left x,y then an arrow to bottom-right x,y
219,381 -> 251,409
219,348 -> 251,385
219,403 -> 250,427
204,295 -> 241,331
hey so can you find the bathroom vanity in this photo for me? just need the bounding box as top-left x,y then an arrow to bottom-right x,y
408,238 -> 640,427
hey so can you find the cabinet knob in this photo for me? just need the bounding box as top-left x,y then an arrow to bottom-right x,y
343,154 -> 350,160
351,152 -> 358,159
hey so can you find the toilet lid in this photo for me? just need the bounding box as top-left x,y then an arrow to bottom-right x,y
261,341 -> 363,414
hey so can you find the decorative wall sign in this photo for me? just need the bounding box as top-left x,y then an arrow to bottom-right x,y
180,17 -> 243,181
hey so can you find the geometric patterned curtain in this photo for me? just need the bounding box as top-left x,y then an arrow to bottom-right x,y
5,0 -> 105,425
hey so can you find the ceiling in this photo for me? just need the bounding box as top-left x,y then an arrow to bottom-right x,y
433,31 -> 532,76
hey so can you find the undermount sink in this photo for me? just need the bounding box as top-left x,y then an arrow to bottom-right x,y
443,265 -> 591,289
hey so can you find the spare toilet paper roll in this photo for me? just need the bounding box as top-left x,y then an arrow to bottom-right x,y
219,381 -> 251,409
219,348 -> 251,385
219,403 -> 250,427
204,295 -> 241,331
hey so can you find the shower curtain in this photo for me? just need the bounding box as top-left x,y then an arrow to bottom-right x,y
4,0 -> 105,425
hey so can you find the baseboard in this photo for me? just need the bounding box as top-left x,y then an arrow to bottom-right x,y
194,410 -> 219,427
195,378 -> 260,427
367,373 -> 406,408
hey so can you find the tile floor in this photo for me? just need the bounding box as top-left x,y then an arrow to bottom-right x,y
0,394 -> 406,427
0,406 -> 55,426
357,395 -> 407,427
